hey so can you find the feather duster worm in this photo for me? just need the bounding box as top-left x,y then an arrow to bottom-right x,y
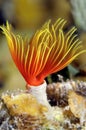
1,19 -> 85,86
1,19 -> 86,109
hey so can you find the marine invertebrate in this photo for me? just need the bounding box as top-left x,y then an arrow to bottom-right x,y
1,19 -> 85,86
1,18 -> 86,108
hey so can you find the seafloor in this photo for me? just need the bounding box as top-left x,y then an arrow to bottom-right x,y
0,79 -> 86,130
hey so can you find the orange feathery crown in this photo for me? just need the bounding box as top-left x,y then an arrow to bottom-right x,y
1,19 -> 86,86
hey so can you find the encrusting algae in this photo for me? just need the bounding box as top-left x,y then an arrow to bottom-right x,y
2,93 -> 48,116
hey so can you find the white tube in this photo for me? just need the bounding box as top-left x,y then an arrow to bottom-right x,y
27,81 -> 51,108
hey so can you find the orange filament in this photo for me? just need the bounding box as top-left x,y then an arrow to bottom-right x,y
1,19 -> 86,86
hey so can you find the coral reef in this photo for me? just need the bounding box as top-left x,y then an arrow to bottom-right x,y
0,79 -> 86,129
